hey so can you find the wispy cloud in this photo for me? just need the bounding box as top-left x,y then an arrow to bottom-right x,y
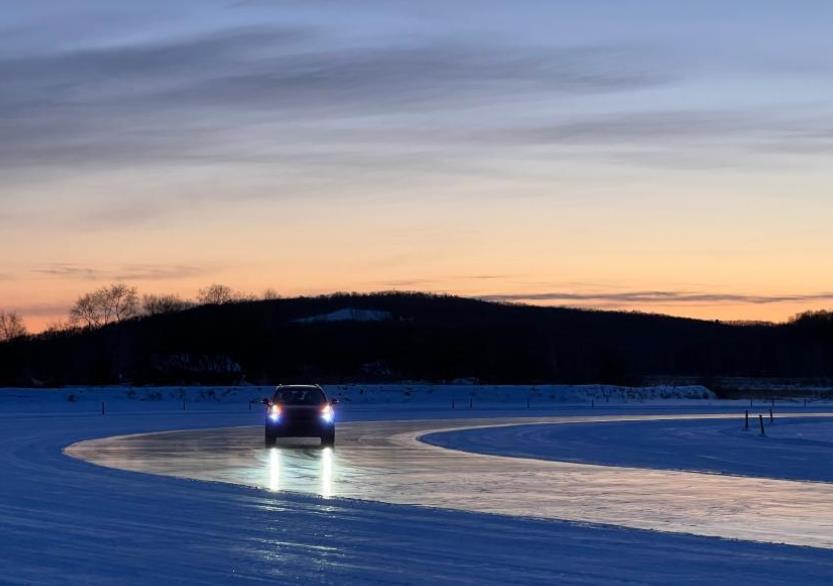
480,108 -> 833,168
377,274 -> 510,287
34,263 -> 211,281
4,302 -> 70,318
5,21 -> 827,183
488,110 -> 758,145
0,26 -> 674,173
485,290 -> 833,306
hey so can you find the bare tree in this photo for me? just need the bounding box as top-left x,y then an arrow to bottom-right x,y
262,288 -> 282,300
0,310 -> 27,341
197,284 -> 238,305
69,284 -> 139,328
142,294 -> 194,316
44,319 -> 72,335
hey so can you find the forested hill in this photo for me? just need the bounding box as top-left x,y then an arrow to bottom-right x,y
1,292 -> 832,387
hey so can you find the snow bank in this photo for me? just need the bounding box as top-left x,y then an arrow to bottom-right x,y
0,383 -> 714,414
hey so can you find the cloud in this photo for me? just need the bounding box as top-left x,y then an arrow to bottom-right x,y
33,263 -> 211,281
377,274 -> 509,287
0,26 -> 674,173
481,108 -> 833,166
157,42 -> 670,111
492,110 -> 760,145
485,290 -> 833,306
0,27 -> 311,169
758,128 -> 833,155
3,302 -> 70,318
79,199 -> 179,229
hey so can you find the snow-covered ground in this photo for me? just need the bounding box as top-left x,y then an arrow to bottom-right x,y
425,415 -> 833,482
4,386 -> 833,584
0,383 -> 716,415
292,307 -> 394,323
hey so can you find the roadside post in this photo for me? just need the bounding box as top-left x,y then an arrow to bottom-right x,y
759,414 -> 766,436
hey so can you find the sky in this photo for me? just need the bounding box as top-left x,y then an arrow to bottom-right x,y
2,1 -> 833,331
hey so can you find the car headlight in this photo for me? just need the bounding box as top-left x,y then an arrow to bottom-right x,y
321,403 -> 334,423
268,404 -> 282,422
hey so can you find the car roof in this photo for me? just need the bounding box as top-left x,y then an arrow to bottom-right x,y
275,384 -> 322,391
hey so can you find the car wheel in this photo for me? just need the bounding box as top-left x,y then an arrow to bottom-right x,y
321,429 -> 335,447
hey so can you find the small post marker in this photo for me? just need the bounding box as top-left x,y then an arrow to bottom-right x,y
745,410 -> 749,430
183,399 -> 187,412
591,399 -> 595,409
101,401 -> 105,416
527,397 -> 530,409
469,397 -> 473,409
759,414 -> 766,436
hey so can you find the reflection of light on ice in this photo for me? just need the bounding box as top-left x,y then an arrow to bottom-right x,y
320,447 -> 333,498
68,415 -> 833,550
268,447 -> 281,492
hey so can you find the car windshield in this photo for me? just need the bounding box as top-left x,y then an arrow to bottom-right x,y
273,387 -> 326,405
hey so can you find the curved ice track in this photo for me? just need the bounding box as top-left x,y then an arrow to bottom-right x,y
68,414 -> 833,549
5,409 -> 833,584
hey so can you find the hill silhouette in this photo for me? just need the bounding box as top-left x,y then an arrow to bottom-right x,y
1,292 -> 832,388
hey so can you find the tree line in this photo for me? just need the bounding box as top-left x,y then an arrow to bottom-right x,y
0,311 -> 27,342
0,283 -> 282,340
2,283 -> 833,342
2,291 -> 833,387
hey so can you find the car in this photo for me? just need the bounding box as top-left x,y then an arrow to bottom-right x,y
263,385 -> 337,447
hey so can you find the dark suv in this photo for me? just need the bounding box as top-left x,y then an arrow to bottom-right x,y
264,385 -> 337,447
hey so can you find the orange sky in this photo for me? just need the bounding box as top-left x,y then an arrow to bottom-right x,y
3,2 -> 833,332
4,166 -> 833,332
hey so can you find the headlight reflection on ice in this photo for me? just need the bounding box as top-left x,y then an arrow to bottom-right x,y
320,447 -> 334,498
265,445 -> 334,497
268,447 -> 281,492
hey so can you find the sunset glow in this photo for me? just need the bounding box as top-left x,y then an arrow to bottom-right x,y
3,1 -> 833,331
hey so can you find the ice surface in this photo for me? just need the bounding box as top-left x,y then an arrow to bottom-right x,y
4,390 -> 833,584
69,414 -> 833,549
425,416 -> 833,482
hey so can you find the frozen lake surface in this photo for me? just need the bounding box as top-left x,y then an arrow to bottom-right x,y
69,413 -> 833,548
426,415 -> 833,482
5,388 -> 833,584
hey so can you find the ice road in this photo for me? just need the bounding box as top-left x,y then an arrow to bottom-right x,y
69,414 -> 833,548
4,408 -> 833,584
